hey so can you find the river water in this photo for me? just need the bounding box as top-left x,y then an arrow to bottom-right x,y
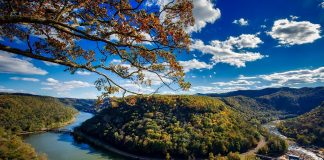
24,113 -> 323,160
24,112 -> 126,160
263,121 -> 323,160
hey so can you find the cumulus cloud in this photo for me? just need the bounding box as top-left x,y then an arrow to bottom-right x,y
267,19 -> 321,45
155,0 -> 220,33
42,78 -> 93,92
10,77 -> 39,82
226,34 -> 263,49
233,18 -> 249,26
0,51 -> 47,75
259,67 -> 324,85
187,0 -> 221,32
179,59 -> 213,72
76,71 -> 91,76
191,34 -> 265,67
320,2 -> 324,8
191,66 -> 324,94
237,67 -> 324,88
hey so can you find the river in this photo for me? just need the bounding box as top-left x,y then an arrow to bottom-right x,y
263,121 -> 323,160
24,112 -> 126,160
24,112 -> 323,160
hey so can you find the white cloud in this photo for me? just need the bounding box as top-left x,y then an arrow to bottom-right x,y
213,79 -> 260,86
226,34 -> 263,49
0,85 -> 28,93
187,0 -> 221,32
43,61 -> 60,66
155,0 -> 220,33
267,19 -> 321,45
320,2 -> 324,8
191,33 -> 265,67
191,66 -> 324,94
111,59 -> 122,64
10,77 -> 39,82
259,67 -> 324,85
46,78 -> 59,83
0,51 -> 48,75
233,18 -> 249,26
76,71 -> 91,76
236,67 -> 324,88
179,59 -> 213,72
121,82 -> 154,94
42,78 -> 93,92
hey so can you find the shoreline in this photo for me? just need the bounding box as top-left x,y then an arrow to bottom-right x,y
73,130 -> 163,160
18,112 -> 78,136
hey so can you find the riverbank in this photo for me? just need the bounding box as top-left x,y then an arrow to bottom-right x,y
263,121 -> 323,160
18,112 -> 78,135
73,130 -> 163,160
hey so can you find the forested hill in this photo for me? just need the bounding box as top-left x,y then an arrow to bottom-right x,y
278,102 -> 324,147
76,95 -> 261,159
58,98 -> 97,113
0,93 -> 80,160
0,94 -> 77,133
0,92 -> 98,113
201,87 -> 324,115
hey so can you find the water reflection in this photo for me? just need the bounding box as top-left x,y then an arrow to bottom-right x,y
24,112 -> 126,160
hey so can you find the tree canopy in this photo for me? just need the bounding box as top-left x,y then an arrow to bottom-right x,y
0,0 -> 194,98
75,95 -> 261,158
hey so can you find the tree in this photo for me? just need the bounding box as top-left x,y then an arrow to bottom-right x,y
0,0 -> 194,99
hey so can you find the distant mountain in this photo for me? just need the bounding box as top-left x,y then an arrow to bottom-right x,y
58,98 -> 97,113
201,87 -> 324,115
278,102 -> 324,147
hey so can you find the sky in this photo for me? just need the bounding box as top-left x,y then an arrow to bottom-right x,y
1,0 -> 324,99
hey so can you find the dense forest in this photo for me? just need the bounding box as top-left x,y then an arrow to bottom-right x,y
203,87 -> 324,123
257,135 -> 288,156
0,94 -> 81,160
75,95 -> 261,159
278,102 -> 324,147
0,94 -> 78,133
222,96 -> 284,124
0,127 -> 46,160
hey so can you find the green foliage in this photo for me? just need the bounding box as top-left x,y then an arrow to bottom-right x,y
226,152 -> 240,160
0,94 -> 77,133
258,135 -> 287,156
223,96 -> 284,124
0,127 -> 47,160
205,87 -> 324,123
278,103 -> 324,147
76,95 -> 260,158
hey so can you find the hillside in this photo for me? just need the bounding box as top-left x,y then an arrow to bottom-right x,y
0,94 -> 77,133
75,95 -> 261,159
58,98 -> 97,113
278,102 -> 324,147
0,92 -> 98,113
202,87 -> 324,121
0,128 -> 47,160
222,96 -> 285,124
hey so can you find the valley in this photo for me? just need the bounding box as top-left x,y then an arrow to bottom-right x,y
0,87 -> 323,160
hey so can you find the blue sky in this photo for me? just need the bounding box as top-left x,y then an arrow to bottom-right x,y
1,0 -> 324,98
